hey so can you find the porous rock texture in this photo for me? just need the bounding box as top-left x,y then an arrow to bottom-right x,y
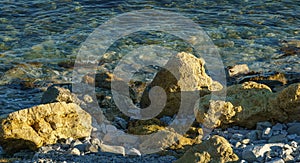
41,85 -> 109,131
0,102 -> 92,154
271,83 -> 300,121
174,135 -> 239,163
140,52 -> 222,117
195,82 -> 300,129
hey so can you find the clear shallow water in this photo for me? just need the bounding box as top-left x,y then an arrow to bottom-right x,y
0,0 -> 299,112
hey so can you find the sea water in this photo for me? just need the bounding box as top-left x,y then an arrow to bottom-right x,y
0,0 -> 299,113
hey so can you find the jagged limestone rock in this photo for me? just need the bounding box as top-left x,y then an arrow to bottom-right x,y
0,102 -> 92,154
195,99 -> 240,129
41,85 -> 110,138
271,83 -> 300,121
195,81 -> 300,129
140,52 -> 222,117
174,135 -> 239,163
195,82 -> 280,128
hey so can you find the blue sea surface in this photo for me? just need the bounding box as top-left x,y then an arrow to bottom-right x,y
0,0 -> 299,112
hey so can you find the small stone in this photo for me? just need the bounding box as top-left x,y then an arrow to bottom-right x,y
39,146 -> 53,153
287,122 -> 300,128
246,130 -> 259,141
52,144 -> 61,151
74,144 -> 87,152
262,127 -> 272,139
280,130 -> 288,136
71,139 -> 83,147
231,133 -> 244,141
67,148 -> 81,156
106,124 -> 118,133
83,94 -> 93,103
242,143 -> 284,162
100,123 -> 107,134
235,141 -> 242,148
256,122 -> 273,130
268,134 -> 287,143
283,145 -> 293,155
282,154 -> 294,163
269,146 -> 283,157
272,130 -> 281,136
65,138 -> 74,145
126,148 -> 141,156
99,143 -> 125,156
290,141 -> 298,148
85,144 -> 98,153
241,139 -> 250,145
272,123 -> 284,131
265,158 -> 284,163
253,140 -> 268,144
228,64 -> 250,77
61,143 -> 70,150
287,124 -> 300,136
229,138 -> 238,144
90,138 -> 101,146
113,117 -> 128,130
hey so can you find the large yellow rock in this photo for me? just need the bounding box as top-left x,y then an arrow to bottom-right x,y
196,82 -> 276,128
140,52 -> 222,117
195,82 -> 300,129
175,135 -> 239,163
0,102 -> 92,154
271,83 -> 300,121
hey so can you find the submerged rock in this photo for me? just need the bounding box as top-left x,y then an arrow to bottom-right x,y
0,102 -> 92,154
280,39 -> 300,57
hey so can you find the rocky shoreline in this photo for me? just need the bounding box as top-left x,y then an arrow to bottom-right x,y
1,121 -> 300,163
1,52 -> 300,163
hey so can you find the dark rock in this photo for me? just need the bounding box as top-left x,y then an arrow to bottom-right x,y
41,86 -> 81,104
287,124 -> 300,136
